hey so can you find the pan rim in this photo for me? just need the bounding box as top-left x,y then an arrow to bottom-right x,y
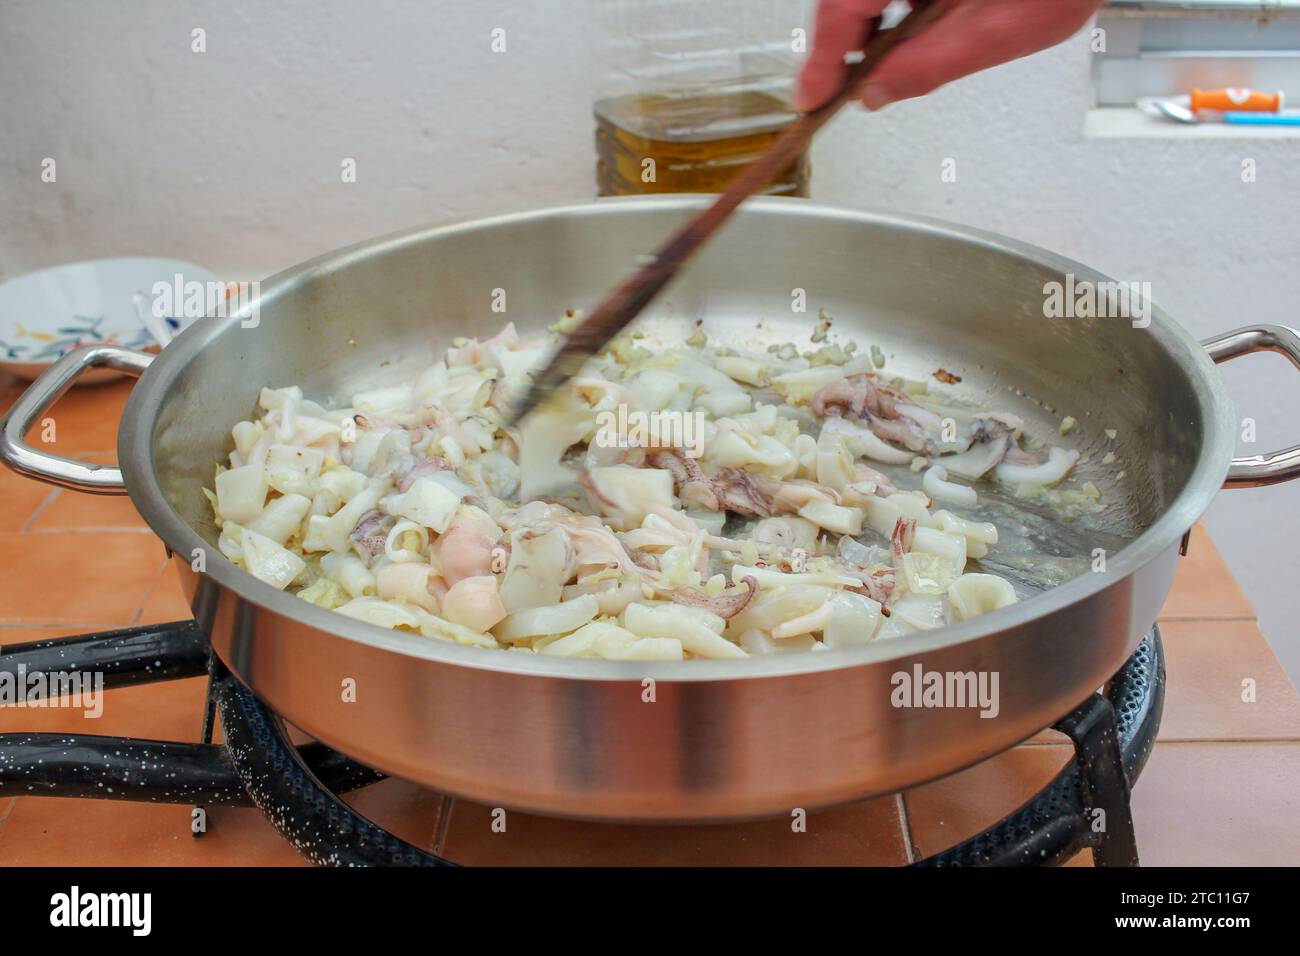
118,195 -> 1234,682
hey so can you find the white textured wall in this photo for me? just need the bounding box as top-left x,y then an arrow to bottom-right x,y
2,0 -> 1297,676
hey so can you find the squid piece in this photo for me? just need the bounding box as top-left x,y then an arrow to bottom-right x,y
648,449 -> 777,518
622,602 -> 747,660
321,478 -> 392,553
932,510 -> 999,560
581,464 -> 676,531
844,461 -> 898,499
349,509 -> 392,561
215,463 -> 268,524
910,525 -> 968,569
810,373 -> 935,454
558,517 -> 649,580
384,519 -> 429,563
994,446 -> 1080,488
771,598 -> 835,639
397,455 -> 453,493
441,575 -> 509,633
663,575 -> 759,620
709,469 -> 779,517
619,523 -> 689,555
730,563 -> 862,591
740,629 -> 802,655
861,492 -> 934,538
248,493 -> 311,546
810,373 -> 908,420
836,534 -> 890,570
922,465 -> 977,507
770,478 -> 839,512
797,499 -> 865,536
753,515 -> 820,554
501,499 -> 575,529
433,506 -> 502,585
321,552 -> 376,599
375,562 -> 440,613
562,578 -> 643,617
848,568 -> 896,609
1002,443 -> 1041,467
937,415 -> 1028,480
822,591 -> 884,648
865,414 -> 933,454
727,586 -> 830,637
351,411 -> 417,433
890,593 -> 946,630
891,517 -> 917,562
708,427 -> 798,478
462,448 -> 521,500
493,593 -> 600,643
852,423 -> 915,466
938,431 -> 1010,481
387,475 -> 463,534
948,573 -> 1019,621
265,445 -> 326,497
499,525 -> 574,612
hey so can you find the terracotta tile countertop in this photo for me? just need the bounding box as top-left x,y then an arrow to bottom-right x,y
1,378 -> 1299,866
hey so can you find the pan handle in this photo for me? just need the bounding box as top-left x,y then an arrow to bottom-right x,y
0,345 -> 153,495
1203,324 -> 1300,488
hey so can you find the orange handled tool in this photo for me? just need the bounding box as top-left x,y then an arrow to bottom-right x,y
1191,88 -> 1283,113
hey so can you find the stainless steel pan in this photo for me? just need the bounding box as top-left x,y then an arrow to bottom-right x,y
4,197 -> 1298,822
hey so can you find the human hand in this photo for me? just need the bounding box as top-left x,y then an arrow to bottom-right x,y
795,0 -> 1104,112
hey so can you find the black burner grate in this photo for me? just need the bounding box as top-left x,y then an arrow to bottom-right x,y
0,622 -> 1163,866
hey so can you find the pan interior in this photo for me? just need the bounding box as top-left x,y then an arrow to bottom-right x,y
146,199 -> 1210,614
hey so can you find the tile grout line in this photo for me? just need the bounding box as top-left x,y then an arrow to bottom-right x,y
128,558 -> 174,626
1022,735 -> 1300,746
0,621 -> 127,629
433,796 -> 456,858
895,792 -> 918,864
1157,614 -> 1258,622
0,797 -> 17,836
20,528 -> 155,534
18,487 -> 61,532
1151,736 -> 1300,746
1018,740 -> 1078,747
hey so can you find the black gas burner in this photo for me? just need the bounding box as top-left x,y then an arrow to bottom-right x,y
0,622 -> 1164,867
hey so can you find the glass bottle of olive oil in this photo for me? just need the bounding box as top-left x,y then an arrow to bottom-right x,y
592,0 -> 812,198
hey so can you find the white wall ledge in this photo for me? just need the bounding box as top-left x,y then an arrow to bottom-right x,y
1086,106 -> 1300,138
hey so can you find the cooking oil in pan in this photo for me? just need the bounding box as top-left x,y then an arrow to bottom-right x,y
594,90 -> 810,197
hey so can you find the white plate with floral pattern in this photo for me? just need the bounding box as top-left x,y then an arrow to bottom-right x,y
0,257 -> 217,384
